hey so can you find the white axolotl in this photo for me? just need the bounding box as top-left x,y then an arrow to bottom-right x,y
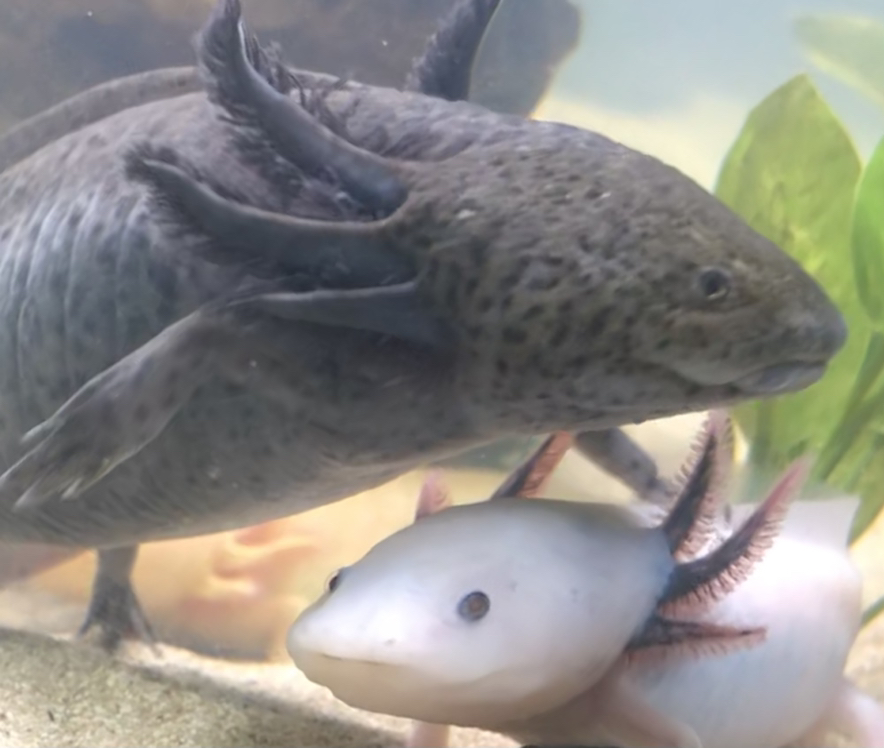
287,413 -> 800,742
288,413 -> 884,748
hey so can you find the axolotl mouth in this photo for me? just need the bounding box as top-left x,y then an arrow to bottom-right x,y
733,362 -> 828,396
292,649 -> 439,717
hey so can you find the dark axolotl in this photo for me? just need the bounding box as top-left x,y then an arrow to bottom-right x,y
0,0 -> 846,652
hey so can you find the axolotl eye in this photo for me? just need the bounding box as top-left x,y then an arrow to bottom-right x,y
457,590 -> 490,621
696,266 -> 732,302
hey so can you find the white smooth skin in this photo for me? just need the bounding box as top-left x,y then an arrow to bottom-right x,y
287,498 -> 673,726
507,497 -> 880,748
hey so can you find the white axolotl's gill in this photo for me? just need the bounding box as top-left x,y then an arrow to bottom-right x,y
286,412 -> 797,738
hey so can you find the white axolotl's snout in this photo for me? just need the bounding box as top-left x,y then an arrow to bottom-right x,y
287,497 -> 673,726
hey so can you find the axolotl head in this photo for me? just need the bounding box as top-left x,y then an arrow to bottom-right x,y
287,499 -> 673,726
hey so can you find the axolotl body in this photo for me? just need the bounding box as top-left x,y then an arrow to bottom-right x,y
289,416 -> 802,744
287,417 -> 884,748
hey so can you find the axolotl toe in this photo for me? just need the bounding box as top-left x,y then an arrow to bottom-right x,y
286,413 -> 797,735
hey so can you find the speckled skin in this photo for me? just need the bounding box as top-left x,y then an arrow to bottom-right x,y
0,0 -> 846,645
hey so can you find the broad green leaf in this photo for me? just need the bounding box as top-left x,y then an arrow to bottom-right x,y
793,14 -> 884,111
714,74 -> 864,478
852,137 -> 884,329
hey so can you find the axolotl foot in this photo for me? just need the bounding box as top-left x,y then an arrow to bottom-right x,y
77,546 -> 159,654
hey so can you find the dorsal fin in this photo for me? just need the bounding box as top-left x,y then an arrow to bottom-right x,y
659,457 -> 811,617
404,0 -> 504,102
0,68 -> 200,175
490,432 -> 574,500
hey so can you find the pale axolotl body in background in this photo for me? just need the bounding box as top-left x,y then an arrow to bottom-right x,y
287,415 -> 800,741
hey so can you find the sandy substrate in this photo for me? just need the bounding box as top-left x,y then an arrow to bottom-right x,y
0,625 -> 516,748
0,612 -> 881,748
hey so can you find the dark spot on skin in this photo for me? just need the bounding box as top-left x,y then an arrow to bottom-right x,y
164,367 -> 181,390
160,389 -> 178,412
464,277 -> 479,301
148,264 -> 178,301
540,255 -> 565,269
521,305 -> 543,322
68,292 -> 84,318
469,240 -> 486,269
567,354 -> 589,371
502,326 -> 527,345
446,272 -> 460,309
134,403 -> 150,423
97,296 -> 116,322
50,272 -> 66,297
588,307 -> 612,338
82,314 -> 98,338
550,321 -> 570,348
578,235 -> 591,253
499,256 -> 532,293
66,210 -> 83,231
526,274 -> 559,292
457,590 -> 490,621
477,296 -> 495,314
465,324 -> 483,341
49,384 -> 68,402
495,358 -> 509,377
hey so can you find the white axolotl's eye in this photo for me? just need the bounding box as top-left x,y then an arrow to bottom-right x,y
457,590 -> 490,622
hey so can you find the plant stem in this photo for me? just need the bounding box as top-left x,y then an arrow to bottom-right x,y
814,331 -> 884,481
748,402 -> 775,473
863,594 -> 884,629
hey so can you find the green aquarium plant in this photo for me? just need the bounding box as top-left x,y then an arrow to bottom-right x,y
714,62 -> 884,623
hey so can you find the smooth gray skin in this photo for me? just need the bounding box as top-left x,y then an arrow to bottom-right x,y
0,0 -> 845,648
